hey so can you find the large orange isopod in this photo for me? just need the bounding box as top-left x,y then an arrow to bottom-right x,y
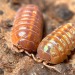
11,5 -> 43,53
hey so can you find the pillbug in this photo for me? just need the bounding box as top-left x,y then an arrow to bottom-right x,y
30,23 -> 75,72
11,5 -> 43,53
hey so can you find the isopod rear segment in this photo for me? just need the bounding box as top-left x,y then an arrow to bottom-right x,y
37,23 -> 75,64
11,5 -> 43,53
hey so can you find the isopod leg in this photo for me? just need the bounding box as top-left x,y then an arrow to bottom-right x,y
43,62 -> 61,73
25,51 -> 32,56
25,51 -> 42,62
31,54 -> 42,63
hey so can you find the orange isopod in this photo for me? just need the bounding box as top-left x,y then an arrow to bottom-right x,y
11,5 -> 43,53
36,23 -> 75,64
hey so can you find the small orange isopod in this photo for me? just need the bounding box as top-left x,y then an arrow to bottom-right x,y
36,23 -> 75,65
30,23 -> 75,72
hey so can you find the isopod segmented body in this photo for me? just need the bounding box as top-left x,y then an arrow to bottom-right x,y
37,23 -> 75,64
11,5 -> 43,53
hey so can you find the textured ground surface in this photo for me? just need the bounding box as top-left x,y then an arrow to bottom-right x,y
0,0 -> 75,75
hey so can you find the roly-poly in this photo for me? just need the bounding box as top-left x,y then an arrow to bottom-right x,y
11,5 -> 43,53
36,23 -> 75,65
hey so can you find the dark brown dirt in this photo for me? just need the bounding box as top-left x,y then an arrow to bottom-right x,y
0,0 -> 75,75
